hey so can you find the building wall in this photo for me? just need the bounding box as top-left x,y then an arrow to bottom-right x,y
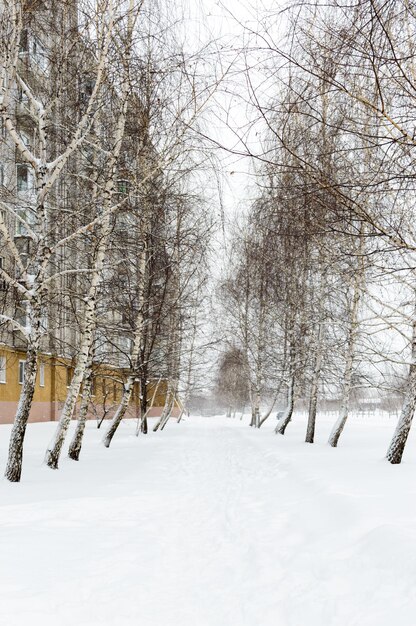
0,346 -> 178,424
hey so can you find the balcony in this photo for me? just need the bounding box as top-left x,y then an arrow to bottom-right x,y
16,164 -> 36,203
18,30 -> 49,78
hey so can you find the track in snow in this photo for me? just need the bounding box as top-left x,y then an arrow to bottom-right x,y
1,414 -> 416,626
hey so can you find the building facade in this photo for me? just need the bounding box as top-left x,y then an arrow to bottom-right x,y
0,1 -> 178,424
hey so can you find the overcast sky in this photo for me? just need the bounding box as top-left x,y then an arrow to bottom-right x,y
171,2 -> 273,244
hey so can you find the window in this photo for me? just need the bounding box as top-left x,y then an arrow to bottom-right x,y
116,212 -> 135,234
32,37 -> 48,72
80,77 -> 95,105
19,30 -> 48,72
18,360 -> 25,384
66,366 -> 72,387
40,308 -> 48,330
19,29 -> 29,54
119,336 -> 132,353
0,355 -> 6,383
17,87 -> 29,104
20,131 -> 31,149
39,362 -> 45,387
16,301 -> 27,327
117,179 -> 130,195
16,164 -> 34,193
0,257 -> 6,291
15,207 -> 36,237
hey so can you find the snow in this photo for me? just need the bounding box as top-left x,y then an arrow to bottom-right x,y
1,413 -> 416,625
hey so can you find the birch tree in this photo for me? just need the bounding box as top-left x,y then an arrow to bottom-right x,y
1,0 -> 116,481
44,0 -> 139,469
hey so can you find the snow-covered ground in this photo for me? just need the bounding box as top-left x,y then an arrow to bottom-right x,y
1,413 -> 416,626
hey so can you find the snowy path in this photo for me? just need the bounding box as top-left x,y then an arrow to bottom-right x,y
1,415 -> 416,625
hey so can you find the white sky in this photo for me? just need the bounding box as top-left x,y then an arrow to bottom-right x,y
173,0 -> 287,264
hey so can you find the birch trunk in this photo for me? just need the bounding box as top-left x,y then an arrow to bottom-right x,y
67,364 -> 93,461
4,343 -> 38,482
328,387 -> 351,448
179,298 -> 198,422
305,374 -> 319,444
155,208 -> 182,434
160,394 -> 176,431
1,2 -> 117,481
250,391 -> 258,428
305,323 -> 324,444
275,374 -> 295,435
102,379 -> 134,447
153,386 -> 172,432
102,225 -> 147,447
153,374 -> 178,432
258,394 -> 279,428
386,316 -> 416,464
253,389 -> 261,428
136,378 -> 161,435
328,272 -> 361,448
43,252 -> 102,466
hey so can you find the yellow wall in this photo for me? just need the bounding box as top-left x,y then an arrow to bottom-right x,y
0,345 -> 171,423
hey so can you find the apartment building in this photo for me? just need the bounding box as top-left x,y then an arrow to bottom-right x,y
0,1 -> 176,424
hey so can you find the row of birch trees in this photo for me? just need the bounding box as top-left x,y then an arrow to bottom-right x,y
218,0 -> 416,464
0,0 -> 214,481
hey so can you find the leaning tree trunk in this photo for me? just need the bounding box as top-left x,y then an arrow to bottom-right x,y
4,342 -> 39,482
386,318 -> 416,464
153,388 -> 172,432
155,262 -> 181,434
258,405 -> 274,429
68,364 -> 93,461
258,382 -> 284,428
102,226 -> 148,447
328,349 -> 354,448
136,378 -> 161,435
160,392 -> 177,431
153,376 -> 177,432
328,226 -> 364,448
275,375 -> 295,435
328,283 -> 360,449
305,323 -> 324,444
102,379 -> 134,447
45,295 -> 99,469
275,331 -> 296,436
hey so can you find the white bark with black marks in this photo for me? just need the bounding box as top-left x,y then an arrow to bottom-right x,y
275,375 -> 295,435
386,315 -> 416,464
